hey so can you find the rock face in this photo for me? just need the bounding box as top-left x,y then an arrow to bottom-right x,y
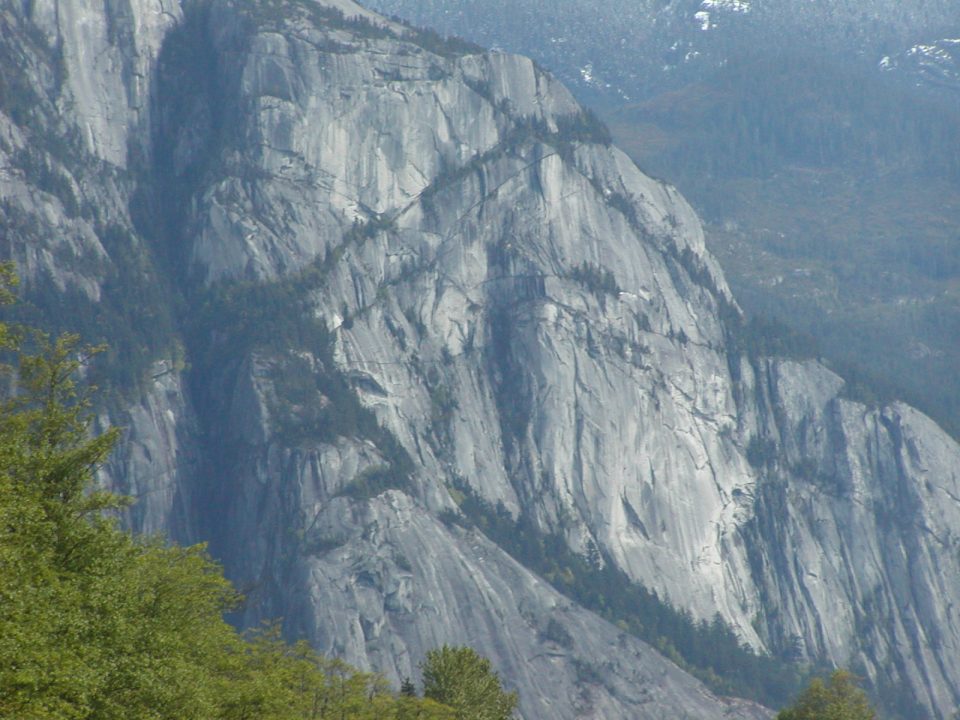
0,0 -> 193,540
2,0 -> 960,718
739,363 -> 960,715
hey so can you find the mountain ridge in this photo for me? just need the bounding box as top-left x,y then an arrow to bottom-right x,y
2,1 -> 960,717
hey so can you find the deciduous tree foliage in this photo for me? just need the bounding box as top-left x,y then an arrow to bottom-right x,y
0,264 -> 456,719
777,670 -> 876,720
421,645 -> 517,720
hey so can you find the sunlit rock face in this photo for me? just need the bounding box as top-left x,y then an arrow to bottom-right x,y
2,0 -> 960,717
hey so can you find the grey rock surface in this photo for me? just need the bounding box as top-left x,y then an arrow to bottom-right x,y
252,489 -> 770,720
28,0 -> 181,167
2,0 -> 960,717
740,360 -> 960,715
97,359 -> 199,538
1,0 -> 196,540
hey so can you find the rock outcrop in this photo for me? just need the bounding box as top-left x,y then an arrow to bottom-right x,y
2,0 -> 959,717
0,0 -> 193,540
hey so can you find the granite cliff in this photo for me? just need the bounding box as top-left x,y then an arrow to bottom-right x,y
1,0 -> 959,717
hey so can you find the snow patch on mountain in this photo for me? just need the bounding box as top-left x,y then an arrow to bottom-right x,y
694,0 -> 751,32
701,0 -> 751,13
884,37 -> 960,88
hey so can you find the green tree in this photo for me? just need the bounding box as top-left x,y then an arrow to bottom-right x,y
777,670 -> 876,720
421,645 -> 518,720
0,266 -> 236,718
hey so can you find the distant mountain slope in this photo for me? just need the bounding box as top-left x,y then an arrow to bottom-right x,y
365,0 -> 960,101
